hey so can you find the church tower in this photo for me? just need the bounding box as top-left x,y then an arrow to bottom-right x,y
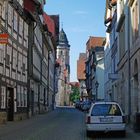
55,28 -> 70,106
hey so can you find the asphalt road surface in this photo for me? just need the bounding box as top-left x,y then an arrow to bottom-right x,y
0,107 -> 140,140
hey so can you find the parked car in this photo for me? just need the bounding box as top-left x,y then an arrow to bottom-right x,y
86,101 -> 126,137
81,101 -> 91,112
74,100 -> 81,109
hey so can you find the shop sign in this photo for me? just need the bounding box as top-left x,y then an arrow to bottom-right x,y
0,33 -> 9,44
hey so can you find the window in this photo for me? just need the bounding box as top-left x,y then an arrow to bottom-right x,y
34,25 -> 42,52
23,88 -> 27,107
1,86 -> 6,109
22,63 -> 25,72
0,45 -> 4,63
2,2 -> 6,20
91,104 -> 122,116
17,85 -> 20,107
132,1 -> 139,42
119,22 -> 125,58
18,53 -> 22,71
20,86 -> 23,106
8,5 -> 13,27
13,11 -> 18,32
60,51 -> 63,55
19,17 -> 23,36
0,4 -> 2,17
24,22 -> 28,48
6,54 -> 10,66
12,50 -> 17,69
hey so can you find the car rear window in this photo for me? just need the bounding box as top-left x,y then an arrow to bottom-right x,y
91,104 -> 122,116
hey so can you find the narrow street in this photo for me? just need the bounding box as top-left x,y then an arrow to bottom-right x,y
0,107 -> 140,140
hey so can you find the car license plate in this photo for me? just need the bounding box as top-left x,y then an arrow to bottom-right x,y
100,117 -> 113,123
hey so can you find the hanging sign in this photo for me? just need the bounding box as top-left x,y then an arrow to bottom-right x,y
0,33 -> 9,44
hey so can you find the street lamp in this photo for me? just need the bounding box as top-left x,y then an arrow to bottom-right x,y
95,81 -> 99,101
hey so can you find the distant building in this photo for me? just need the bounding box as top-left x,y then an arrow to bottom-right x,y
43,13 -> 60,111
55,28 -> 70,106
85,37 -> 105,101
77,53 -> 87,101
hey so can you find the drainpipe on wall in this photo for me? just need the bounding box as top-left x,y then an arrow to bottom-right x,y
27,21 -> 34,118
127,5 -> 131,123
47,51 -> 51,110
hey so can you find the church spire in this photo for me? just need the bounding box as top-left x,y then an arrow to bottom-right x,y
59,28 -> 69,46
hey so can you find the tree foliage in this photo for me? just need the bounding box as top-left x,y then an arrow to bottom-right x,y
70,86 -> 80,102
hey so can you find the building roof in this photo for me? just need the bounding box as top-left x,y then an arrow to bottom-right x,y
43,12 -> 55,37
86,36 -> 105,50
77,53 -> 86,80
59,28 -> 70,47
69,82 -> 80,87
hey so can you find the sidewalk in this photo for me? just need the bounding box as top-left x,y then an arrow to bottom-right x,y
126,123 -> 140,138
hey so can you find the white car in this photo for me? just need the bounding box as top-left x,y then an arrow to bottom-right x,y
86,101 -> 126,137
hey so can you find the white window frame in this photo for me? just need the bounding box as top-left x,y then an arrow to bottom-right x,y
12,49 -> 17,70
13,10 -> 18,32
8,4 -> 13,27
19,16 -> 23,36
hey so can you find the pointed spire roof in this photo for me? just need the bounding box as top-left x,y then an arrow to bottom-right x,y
59,28 -> 69,44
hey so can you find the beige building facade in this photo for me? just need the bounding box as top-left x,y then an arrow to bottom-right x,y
55,28 -> 70,106
104,0 -> 140,123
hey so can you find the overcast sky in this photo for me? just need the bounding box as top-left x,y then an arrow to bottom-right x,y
44,0 -> 106,82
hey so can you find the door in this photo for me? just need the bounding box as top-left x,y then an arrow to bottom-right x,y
31,90 -> 34,115
7,87 -> 14,121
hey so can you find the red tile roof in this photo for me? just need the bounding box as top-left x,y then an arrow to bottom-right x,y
86,36 -> 105,50
77,53 -> 86,80
43,12 -> 55,37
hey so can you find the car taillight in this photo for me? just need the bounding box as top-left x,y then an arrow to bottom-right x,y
86,116 -> 91,124
122,116 -> 126,123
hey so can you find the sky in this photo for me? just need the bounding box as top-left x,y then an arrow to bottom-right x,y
44,0 -> 106,82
